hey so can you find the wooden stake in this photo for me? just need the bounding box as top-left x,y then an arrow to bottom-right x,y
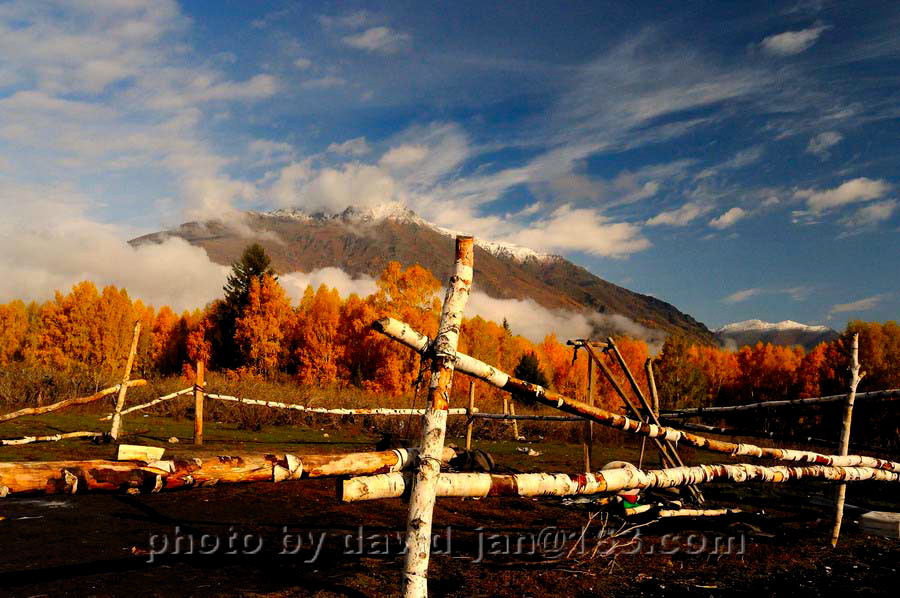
465,380 -> 475,451
402,236 -> 473,598
109,321 -> 142,441
373,319 -> 900,472
831,333 -> 863,547
509,401 -> 520,440
194,361 -> 205,446
584,356 -> 594,473
644,358 -> 659,467
0,380 -> 146,423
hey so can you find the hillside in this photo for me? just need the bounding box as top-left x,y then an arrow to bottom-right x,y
131,204 -> 714,344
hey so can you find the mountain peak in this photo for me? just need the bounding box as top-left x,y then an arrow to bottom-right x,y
258,202 -> 555,264
716,319 -> 837,350
717,319 -> 833,334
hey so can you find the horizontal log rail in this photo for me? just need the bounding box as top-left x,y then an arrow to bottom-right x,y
0,447 -> 454,497
341,463 -> 900,502
206,393 -> 469,416
0,380 -> 147,424
1,431 -> 103,446
470,413 -> 582,422
660,389 -> 900,418
100,387 -> 194,420
373,318 -> 900,472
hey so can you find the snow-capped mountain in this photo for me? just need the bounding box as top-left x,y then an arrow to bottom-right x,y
131,203 -> 714,343
716,319 -> 838,350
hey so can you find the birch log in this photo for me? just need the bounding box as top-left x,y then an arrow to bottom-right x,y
372,318 -> 900,472
584,356 -> 594,473
465,381 -> 475,451
341,463 -> 900,502
109,321 -> 142,440
194,361 -> 205,446
100,388 -> 194,420
0,447 -> 454,496
831,333 -> 863,547
403,236 -> 473,598
0,380 -> 147,423
206,393 -> 468,416
1,431 -> 103,446
660,388 -> 900,418
657,508 -> 741,518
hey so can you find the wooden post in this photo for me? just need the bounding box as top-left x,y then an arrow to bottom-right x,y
194,361 -> 205,446
606,338 -> 704,504
644,358 -> 660,467
831,333 -> 863,547
509,402 -> 520,440
465,380 -> 475,451
402,236 -> 474,598
583,356 -> 594,473
109,321 -> 141,441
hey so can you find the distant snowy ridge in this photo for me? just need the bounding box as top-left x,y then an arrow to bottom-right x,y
258,202 -> 557,264
717,319 -> 832,334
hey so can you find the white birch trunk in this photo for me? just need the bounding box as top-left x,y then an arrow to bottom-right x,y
402,236 -> 474,598
831,333 -> 863,547
1,380 -> 146,423
341,463 -> 900,502
1,431 -> 103,446
109,321 -> 142,440
373,318 -> 900,472
205,393 -> 466,415
100,388 -> 194,420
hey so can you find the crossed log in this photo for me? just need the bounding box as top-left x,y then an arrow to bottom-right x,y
0,447 -> 454,497
0,380 -> 147,423
373,318 -> 900,472
341,463 -> 900,503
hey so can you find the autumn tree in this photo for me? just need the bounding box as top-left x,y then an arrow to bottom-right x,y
654,335 -> 708,409
0,301 -> 28,364
292,284 -> 343,385
218,243 -> 277,368
234,274 -> 293,377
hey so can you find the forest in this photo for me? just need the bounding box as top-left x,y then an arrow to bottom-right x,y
0,244 -> 898,438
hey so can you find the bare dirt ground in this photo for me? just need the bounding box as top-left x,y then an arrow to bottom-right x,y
1,415 -> 898,597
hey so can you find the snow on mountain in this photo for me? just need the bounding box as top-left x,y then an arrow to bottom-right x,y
259,202 -> 555,264
716,319 -> 838,350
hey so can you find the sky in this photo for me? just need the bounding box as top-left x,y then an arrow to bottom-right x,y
0,0 -> 898,335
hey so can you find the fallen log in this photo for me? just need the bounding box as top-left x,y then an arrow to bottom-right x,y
206,393 -> 468,416
657,508 -> 742,518
0,380 -> 148,423
660,388 -> 900,418
1,431 -> 103,446
372,318 -> 900,472
0,447 -> 455,496
100,387 -> 194,420
340,463 -> 900,502
471,413 -> 582,422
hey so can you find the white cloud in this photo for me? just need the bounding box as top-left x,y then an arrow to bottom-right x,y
829,294 -> 886,315
761,26 -> 830,56
839,200 -> 897,230
722,288 -> 763,304
342,27 -> 410,54
709,207 -> 747,229
281,268 -> 377,301
327,137 -> 371,157
806,131 -> 843,159
646,202 -> 711,227
380,145 -> 429,169
248,139 -> 295,166
794,177 -> 891,214
504,205 -> 650,258
300,76 -> 346,89
294,57 -> 313,70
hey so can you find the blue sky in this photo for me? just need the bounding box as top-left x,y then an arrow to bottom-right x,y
0,0 -> 898,331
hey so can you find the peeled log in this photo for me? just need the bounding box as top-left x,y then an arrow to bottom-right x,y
1,431 -> 103,446
0,447 -> 454,496
341,463 -> 900,502
100,388 -> 194,420
373,318 -> 900,472
207,393 -> 468,416
0,380 -> 147,423
660,388 -> 900,418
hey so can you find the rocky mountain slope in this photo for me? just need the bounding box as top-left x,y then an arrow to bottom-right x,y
131,204 -> 714,344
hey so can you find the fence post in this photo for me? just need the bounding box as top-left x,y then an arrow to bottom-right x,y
465,380 -> 475,451
584,356 -> 594,473
831,333 -> 863,547
509,402 -> 519,440
402,236 -> 474,598
194,361 -> 205,446
109,321 -> 141,441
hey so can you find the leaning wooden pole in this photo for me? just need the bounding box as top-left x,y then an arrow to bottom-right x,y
341,462 -> 900,503
109,321 -> 142,441
372,319 -> 900,472
583,355 -> 594,473
465,381 -> 475,451
402,236 -> 473,598
831,333 -> 863,547
0,447 -> 455,497
194,361 -> 205,446
0,381 -> 146,423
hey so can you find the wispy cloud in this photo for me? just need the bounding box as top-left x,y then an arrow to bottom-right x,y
839,200 -> 898,231
722,286 -> 812,304
806,131 -> 843,159
709,207 -> 748,229
794,177 -> 892,214
761,25 -> 831,56
646,202 -> 712,227
342,27 -> 410,54
829,294 -> 887,315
